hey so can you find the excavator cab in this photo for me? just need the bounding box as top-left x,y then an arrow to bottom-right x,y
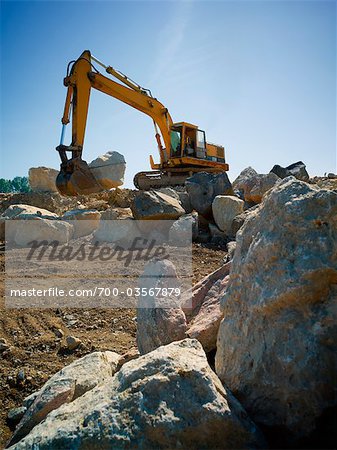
170,123 -> 207,161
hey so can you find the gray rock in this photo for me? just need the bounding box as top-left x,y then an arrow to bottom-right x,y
177,190 -> 192,213
6,217 -> 73,247
168,213 -> 198,244
1,204 -> 58,220
186,285 -> 225,353
156,187 -> 192,214
208,223 -> 226,244
62,209 -> 101,238
53,328 -> 64,339
212,195 -> 244,234
94,208 -> 139,243
89,151 -> 126,189
131,190 -> 185,220
137,260 -> 187,354
244,173 -> 280,203
7,407 -> 27,425
232,166 -> 258,192
233,168 -> 280,204
65,335 -> 82,351
271,161 -> 309,181
185,172 -> 233,217
156,187 -> 180,200
215,177 -> 337,445
230,212 -> 246,235
28,167 -> 59,193
0,337 -> 9,352
1,204 -> 72,248
226,241 -> 237,260
230,205 -> 260,236
17,370 -> 25,382
8,351 -> 121,447
22,392 -> 39,409
9,339 -> 266,450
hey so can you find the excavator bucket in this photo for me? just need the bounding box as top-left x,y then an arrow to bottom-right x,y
56,157 -> 103,196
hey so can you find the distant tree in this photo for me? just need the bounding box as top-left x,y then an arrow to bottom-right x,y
11,176 -> 31,193
20,177 -> 31,193
0,176 -> 31,193
0,179 -> 12,193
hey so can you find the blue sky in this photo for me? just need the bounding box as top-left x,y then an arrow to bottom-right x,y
1,0 -> 336,188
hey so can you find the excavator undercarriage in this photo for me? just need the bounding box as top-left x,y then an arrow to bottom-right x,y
134,167 -> 226,190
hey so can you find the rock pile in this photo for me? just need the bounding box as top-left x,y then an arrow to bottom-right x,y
8,340 -> 265,450
5,159 -> 337,448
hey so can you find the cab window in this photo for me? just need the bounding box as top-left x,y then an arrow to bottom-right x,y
170,130 -> 181,157
197,130 -> 206,150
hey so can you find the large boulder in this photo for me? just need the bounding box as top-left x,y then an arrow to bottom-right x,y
137,260 -> 187,354
9,339 -> 266,450
232,166 -> 258,193
28,167 -> 59,193
89,151 -> 126,189
94,208 -> 139,243
8,351 -> 121,447
215,178 -> 337,445
131,190 -> 185,220
2,204 -> 58,220
212,195 -> 244,235
271,161 -> 309,181
0,192 -> 77,216
244,173 -> 280,203
62,209 -> 101,238
6,218 -> 73,246
185,172 -> 233,217
233,168 -> 280,204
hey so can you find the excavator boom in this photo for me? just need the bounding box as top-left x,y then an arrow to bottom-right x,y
55,50 -> 228,195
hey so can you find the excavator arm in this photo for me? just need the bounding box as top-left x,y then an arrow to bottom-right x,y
56,50 -> 173,196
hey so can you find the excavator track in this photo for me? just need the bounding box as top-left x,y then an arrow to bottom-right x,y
134,168 -> 225,190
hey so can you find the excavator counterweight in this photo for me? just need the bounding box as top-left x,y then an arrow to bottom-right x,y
55,50 -> 229,195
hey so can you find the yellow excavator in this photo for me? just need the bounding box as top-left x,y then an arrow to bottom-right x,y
56,50 -> 229,195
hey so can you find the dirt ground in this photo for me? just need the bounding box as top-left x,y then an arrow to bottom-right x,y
0,241 -> 227,448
